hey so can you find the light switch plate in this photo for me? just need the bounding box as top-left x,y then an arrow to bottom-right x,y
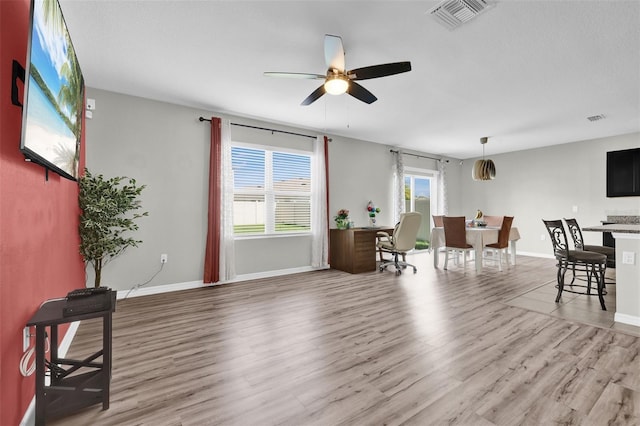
622,251 -> 635,265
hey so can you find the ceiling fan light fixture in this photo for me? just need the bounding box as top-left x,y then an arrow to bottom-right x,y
324,75 -> 349,95
267,35 -> 411,105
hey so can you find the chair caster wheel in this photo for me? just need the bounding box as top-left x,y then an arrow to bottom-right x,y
379,267 -> 384,272
413,268 -> 417,273
396,270 -> 401,276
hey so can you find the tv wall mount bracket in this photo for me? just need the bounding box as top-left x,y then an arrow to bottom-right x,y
12,60 -> 25,108
12,60 -> 51,181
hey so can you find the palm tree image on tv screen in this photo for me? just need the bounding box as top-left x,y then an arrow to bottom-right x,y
21,0 -> 84,180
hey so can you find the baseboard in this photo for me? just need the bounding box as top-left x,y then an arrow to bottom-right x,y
117,280 -> 204,299
517,251 -> 555,259
614,312 -> 640,327
227,266 -> 325,283
20,321 -> 80,426
19,399 -> 35,426
117,265 -> 326,299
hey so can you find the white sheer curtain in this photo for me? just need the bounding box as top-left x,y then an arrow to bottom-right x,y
311,135 -> 329,268
437,159 -> 448,215
392,149 -> 405,224
219,119 -> 236,281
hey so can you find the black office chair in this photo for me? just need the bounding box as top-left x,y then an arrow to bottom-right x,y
542,219 -> 607,310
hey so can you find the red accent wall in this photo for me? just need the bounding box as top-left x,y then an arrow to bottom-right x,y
0,0 -> 86,423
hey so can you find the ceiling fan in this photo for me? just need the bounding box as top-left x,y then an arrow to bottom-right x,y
264,34 -> 412,106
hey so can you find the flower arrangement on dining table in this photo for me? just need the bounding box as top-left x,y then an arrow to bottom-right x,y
367,201 -> 381,227
334,209 -> 350,229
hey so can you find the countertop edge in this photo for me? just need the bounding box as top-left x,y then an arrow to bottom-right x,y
583,224 -> 640,234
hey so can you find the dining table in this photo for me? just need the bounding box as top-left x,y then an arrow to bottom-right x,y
431,226 -> 521,273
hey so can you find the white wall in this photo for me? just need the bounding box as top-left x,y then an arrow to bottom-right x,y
85,87 -> 638,290
328,135 -> 393,228
84,89 -> 210,289
450,132 -> 640,255
85,88 -> 452,289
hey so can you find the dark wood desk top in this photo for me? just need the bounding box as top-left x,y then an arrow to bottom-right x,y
27,292 -> 116,326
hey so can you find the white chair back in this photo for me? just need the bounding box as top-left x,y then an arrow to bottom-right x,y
393,212 -> 422,252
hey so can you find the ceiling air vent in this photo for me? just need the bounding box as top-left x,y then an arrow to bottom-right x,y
429,0 -> 494,30
587,114 -> 606,122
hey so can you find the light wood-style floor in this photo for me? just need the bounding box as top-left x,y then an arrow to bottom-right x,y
50,254 -> 640,425
506,269 -> 640,337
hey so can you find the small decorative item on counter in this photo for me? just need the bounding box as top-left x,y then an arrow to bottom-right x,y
366,201 -> 381,227
473,209 -> 486,227
334,209 -> 350,229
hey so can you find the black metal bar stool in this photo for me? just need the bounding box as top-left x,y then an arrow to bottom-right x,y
564,218 -> 615,285
542,219 -> 608,310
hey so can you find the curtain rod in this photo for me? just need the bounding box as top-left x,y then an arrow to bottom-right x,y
198,117 -> 317,140
390,149 -> 449,163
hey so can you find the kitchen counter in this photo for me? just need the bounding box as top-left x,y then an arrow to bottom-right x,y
583,224 -> 640,327
583,224 -> 640,234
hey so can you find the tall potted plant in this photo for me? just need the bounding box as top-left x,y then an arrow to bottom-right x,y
79,169 -> 148,288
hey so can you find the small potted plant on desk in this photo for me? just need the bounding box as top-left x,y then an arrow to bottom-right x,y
334,209 -> 350,229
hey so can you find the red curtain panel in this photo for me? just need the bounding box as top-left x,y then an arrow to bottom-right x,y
203,117 -> 222,283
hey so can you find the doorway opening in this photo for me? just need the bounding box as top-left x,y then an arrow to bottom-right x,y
404,169 -> 438,250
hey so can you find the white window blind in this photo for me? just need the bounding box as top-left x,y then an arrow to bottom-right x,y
232,146 -> 311,235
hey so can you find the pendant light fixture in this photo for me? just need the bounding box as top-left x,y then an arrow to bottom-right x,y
472,137 -> 496,181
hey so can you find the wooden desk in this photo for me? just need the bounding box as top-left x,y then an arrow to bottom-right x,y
330,227 -> 393,273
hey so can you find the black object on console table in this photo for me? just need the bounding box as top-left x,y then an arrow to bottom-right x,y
26,291 -> 116,425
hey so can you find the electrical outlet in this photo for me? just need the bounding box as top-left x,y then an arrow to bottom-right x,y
622,251 -> 635,265
540,234 -> 546,241
572,205 -> 578,213
23,327 -> 30,351
160,253 -> 168,264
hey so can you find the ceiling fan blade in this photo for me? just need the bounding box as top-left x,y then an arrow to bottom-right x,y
347,82 -> 377,104
324,34 -> 345,72
301,85 -> 326,106
264,72 -> 325,79
348,61 -> 412,81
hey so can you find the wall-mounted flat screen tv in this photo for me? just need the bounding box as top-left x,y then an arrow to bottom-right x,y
607,147 -> 640,197
20,0 -> 84,181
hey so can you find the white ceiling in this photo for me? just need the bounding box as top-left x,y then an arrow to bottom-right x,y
59,0 -> 640,159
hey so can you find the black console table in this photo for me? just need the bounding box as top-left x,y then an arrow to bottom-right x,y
26,292 -> 116,425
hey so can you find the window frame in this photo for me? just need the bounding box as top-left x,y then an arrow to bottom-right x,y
231,141 -> 312,239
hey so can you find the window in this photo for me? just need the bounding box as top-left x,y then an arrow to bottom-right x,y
404,171 -> 438,250
231,145 -> 311,235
